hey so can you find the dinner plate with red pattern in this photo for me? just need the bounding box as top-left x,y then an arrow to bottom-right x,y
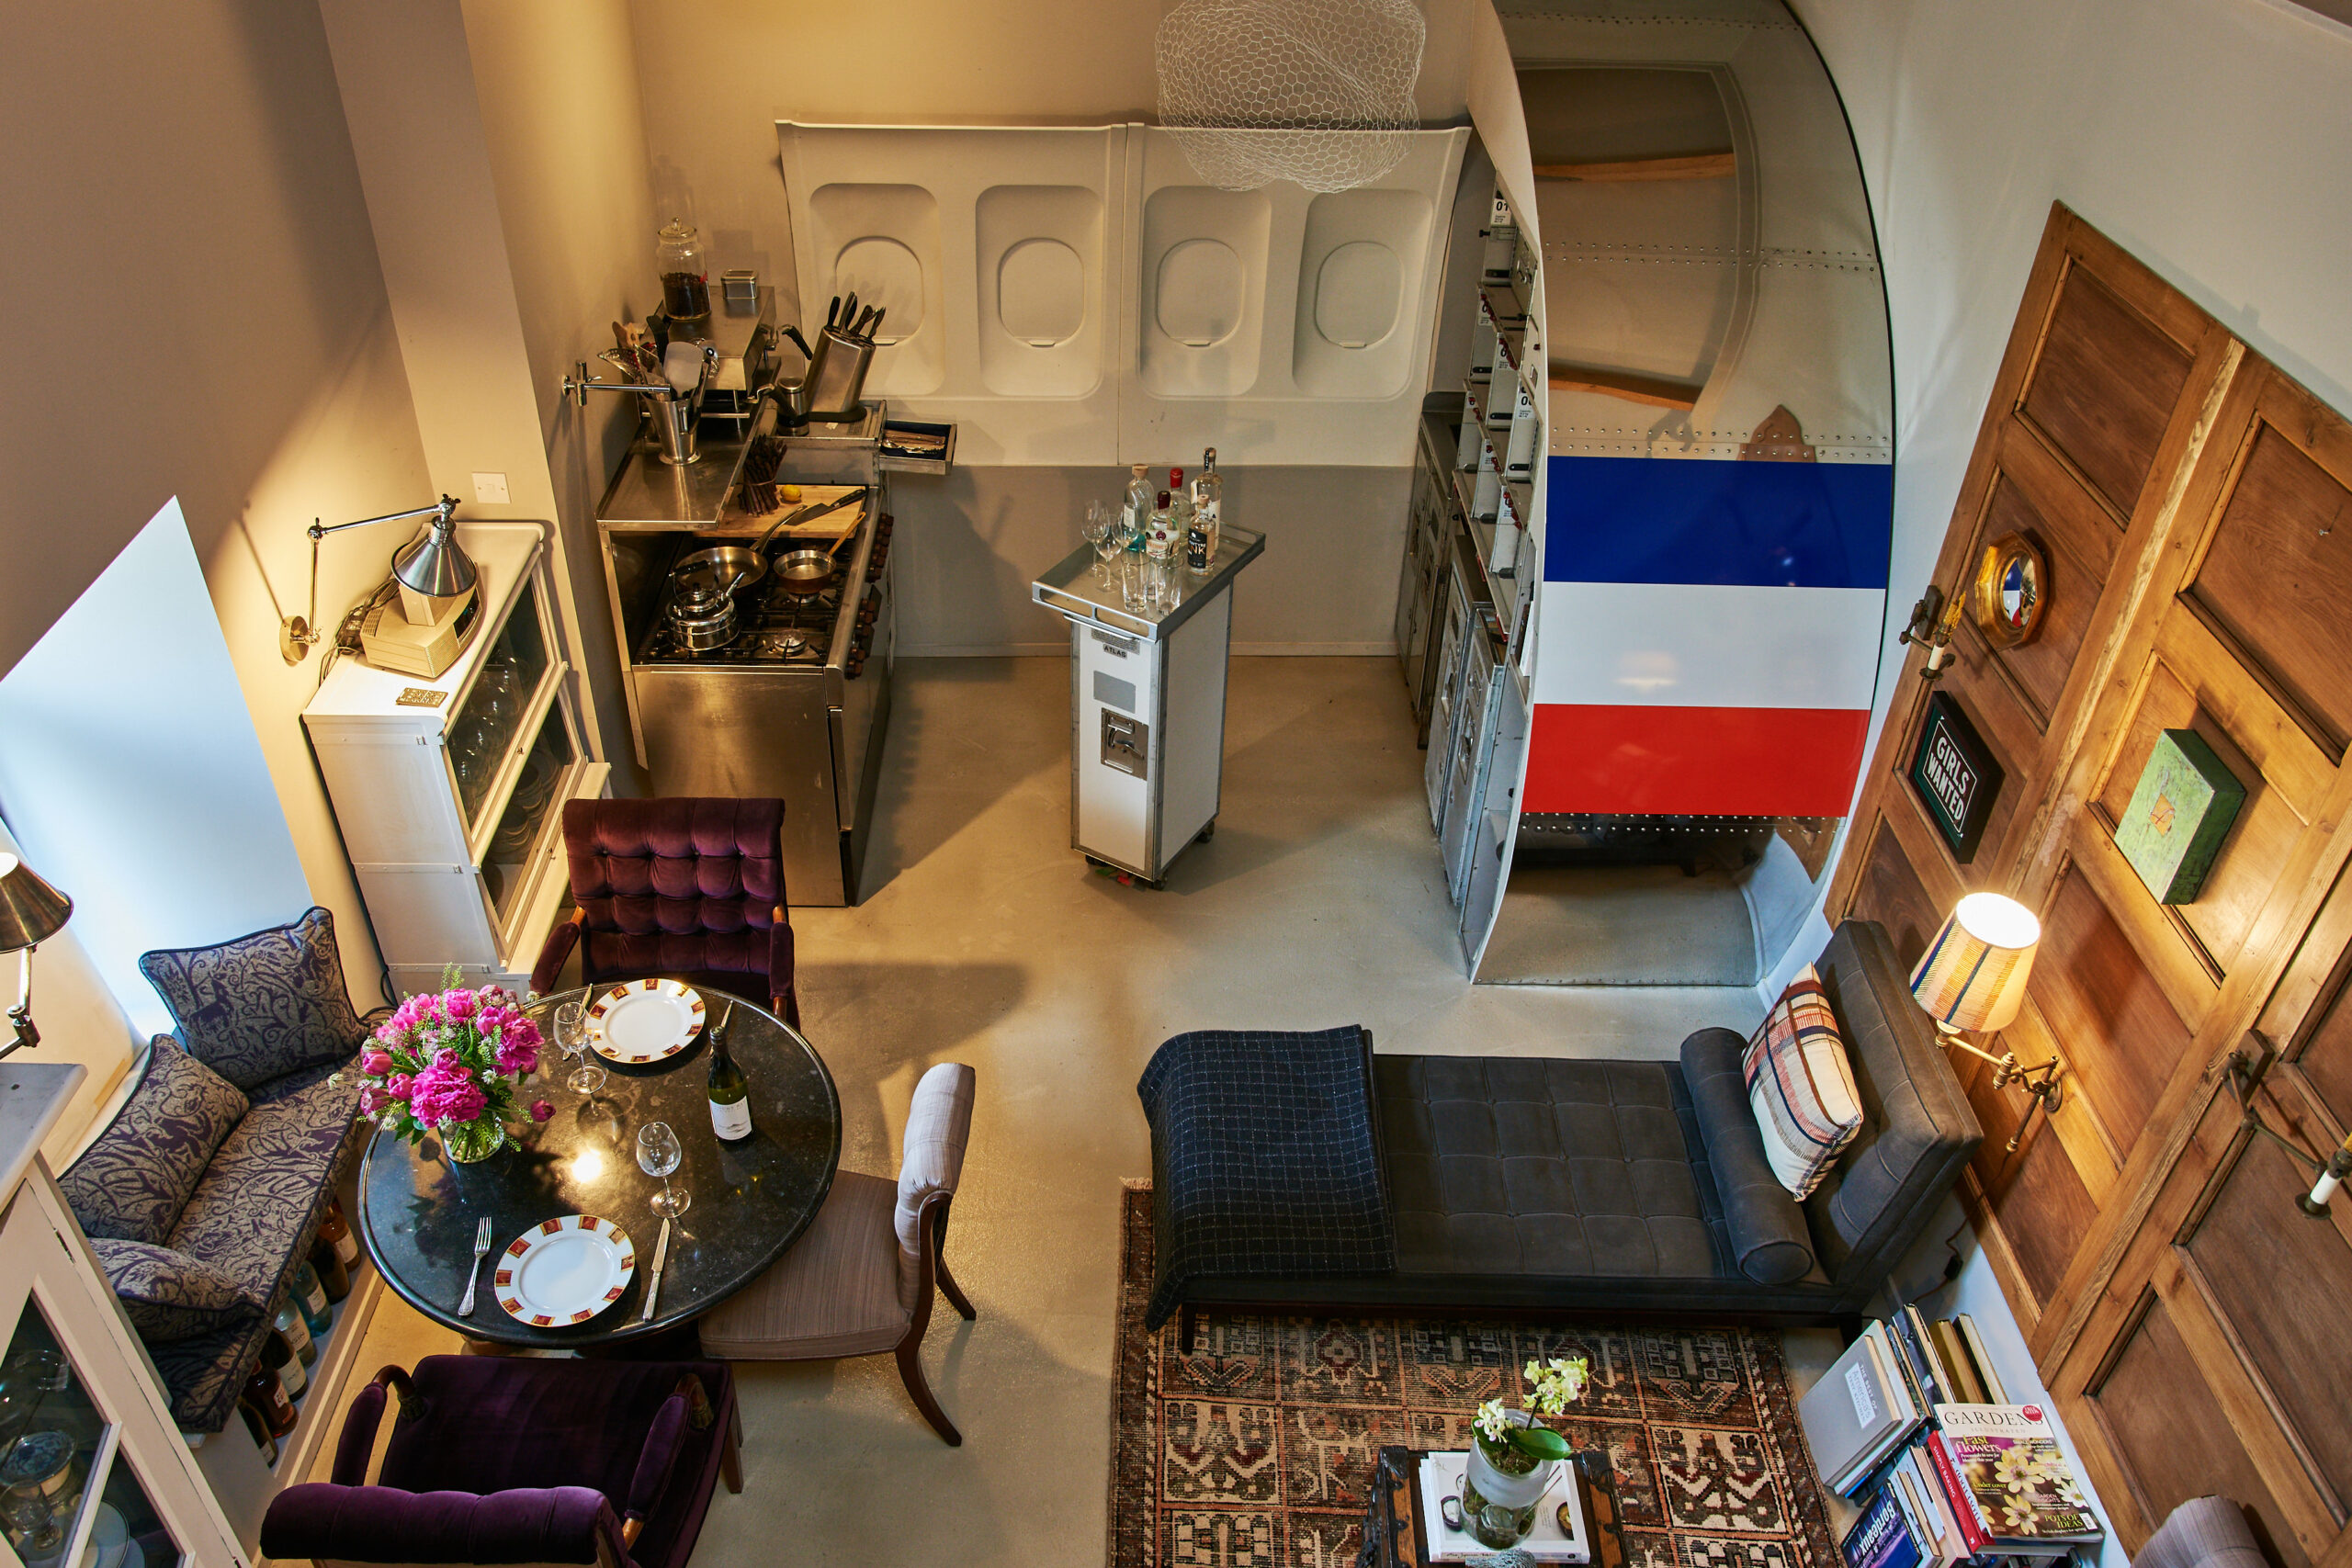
495,1214 -> 636,1326
584,977 -> 704,1064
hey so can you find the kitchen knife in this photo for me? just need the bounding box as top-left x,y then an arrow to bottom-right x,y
639,1216 -> 673,1323
865,307 -> 886,342
826,294 -> 840,329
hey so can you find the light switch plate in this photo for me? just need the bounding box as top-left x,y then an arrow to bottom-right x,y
471,471 -> 510,504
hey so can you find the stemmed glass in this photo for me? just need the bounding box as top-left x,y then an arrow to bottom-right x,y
1095,505 -> 1130,583
1084,502 -> 1114,582
554,999 -> 605,1095
638,1122 -> 689,1218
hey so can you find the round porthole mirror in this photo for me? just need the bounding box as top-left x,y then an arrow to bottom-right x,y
1972,533 -> 2048,647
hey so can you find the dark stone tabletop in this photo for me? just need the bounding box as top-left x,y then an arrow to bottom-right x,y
356,986 -> 841,1348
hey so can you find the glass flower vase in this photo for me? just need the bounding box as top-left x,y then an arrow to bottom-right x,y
1462,1413 -> 1560,1550
441,1117 -> 509,1165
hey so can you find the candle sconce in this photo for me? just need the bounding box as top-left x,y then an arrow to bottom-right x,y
2228,1039 -> 2352,1216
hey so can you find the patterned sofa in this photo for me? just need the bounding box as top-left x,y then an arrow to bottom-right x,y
56,908 -> 377,1434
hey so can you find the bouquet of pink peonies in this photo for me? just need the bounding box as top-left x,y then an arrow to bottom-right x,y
337,968 -> 553,1161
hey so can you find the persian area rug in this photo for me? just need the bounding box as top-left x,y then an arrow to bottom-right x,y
1111,1183 -> 1838,1568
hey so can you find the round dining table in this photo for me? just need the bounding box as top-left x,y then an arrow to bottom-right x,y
356,985 -> 841,1348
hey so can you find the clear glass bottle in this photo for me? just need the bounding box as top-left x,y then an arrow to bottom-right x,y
1191,448 -> 1222,561
1124,464 -> 1154,549
1147,491 -> 1174,558
656,220 -> 710,319
1166,468 -> 1193,540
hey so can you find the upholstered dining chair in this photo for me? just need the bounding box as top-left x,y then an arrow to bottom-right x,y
259,1356 -> 741,1568
532,797 -> 799,1029
699,1061 -> 978,1444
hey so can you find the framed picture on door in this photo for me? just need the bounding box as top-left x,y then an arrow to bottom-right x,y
1908,691 -> 2003,864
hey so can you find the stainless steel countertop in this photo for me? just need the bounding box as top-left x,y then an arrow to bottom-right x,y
596,434 -> 750,527
1031,525 -> 1265,642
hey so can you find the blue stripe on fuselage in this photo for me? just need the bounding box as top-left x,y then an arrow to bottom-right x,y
1544,454 -> 1894,590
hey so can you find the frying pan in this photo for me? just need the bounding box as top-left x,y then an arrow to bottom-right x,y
773,532 -> 855,595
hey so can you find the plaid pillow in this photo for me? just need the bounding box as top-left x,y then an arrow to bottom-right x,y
1743,966 -> 1864,1197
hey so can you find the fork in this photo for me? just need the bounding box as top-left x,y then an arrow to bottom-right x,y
458,1216 -> 494,1316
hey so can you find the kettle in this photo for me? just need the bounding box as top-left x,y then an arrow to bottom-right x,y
775,307 -> 877,425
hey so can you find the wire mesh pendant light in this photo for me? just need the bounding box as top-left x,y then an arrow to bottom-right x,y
1156,0 -> 1426,193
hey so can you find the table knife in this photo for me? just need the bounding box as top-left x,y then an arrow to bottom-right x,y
640,1216 -> 673,1323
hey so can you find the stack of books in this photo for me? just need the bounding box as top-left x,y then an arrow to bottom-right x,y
1804,1307 -> 2106,1568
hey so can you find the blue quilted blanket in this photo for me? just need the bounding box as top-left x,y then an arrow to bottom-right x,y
1136,1026 -> 1396,1329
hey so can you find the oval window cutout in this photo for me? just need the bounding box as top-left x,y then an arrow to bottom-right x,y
1314,241 -> 1401,349
833,235 -> 924,340
1155,239 -> 1244,348
997,237 -> 1086,347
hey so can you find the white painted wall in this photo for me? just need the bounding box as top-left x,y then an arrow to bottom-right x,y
0,503 -> 316,1041
1756,0 -> 2352,983
0,0 -> 431,1055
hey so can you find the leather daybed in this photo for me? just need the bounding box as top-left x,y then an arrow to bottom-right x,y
1138,920 -> 1982,1333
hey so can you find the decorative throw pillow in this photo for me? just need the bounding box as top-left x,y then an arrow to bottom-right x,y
1743,965 -> 1864,1198
138,907 -> 365,1091
87,1237 -> 265,1343
59,1040 -> 249,1244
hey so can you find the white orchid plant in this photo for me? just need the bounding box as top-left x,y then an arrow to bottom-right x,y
1472,1357 -> 1590,1468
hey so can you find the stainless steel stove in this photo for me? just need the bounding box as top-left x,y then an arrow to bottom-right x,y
602,482 -> 896,906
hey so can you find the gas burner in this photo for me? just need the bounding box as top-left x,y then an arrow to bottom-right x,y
779,633 -> 811,659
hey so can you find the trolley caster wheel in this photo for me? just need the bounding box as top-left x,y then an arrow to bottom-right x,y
1195,819 -> 1216,844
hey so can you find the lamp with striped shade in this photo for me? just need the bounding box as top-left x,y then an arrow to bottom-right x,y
1910,892 -> 2040,1035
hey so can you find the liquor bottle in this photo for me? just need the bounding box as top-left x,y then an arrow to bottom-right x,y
707,1018 -> 752,1143
1124,464 -> 1154,547
309,1235 -> 350,1303
274,1300 -> 317,1366
1186,523 -> 1209,573
244,1365 -> 297,1438
318,1198 -> 360,1269
260,1329 -> 307,1401
1147,492 -> 1174,559
1191,449 -> 1222,560
292,1261 -> 331,1335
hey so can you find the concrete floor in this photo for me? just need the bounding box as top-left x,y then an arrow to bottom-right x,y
317,656 -> 1829,1564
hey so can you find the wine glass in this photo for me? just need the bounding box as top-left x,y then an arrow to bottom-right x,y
554,999 -> 604,1095
637,1122 -> 688,1218
1083,502 -> 1112,581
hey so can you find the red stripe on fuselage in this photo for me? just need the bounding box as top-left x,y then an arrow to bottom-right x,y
1525,704 -> 1871,817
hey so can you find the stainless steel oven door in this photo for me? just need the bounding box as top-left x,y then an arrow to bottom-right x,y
631,665 -> 848,905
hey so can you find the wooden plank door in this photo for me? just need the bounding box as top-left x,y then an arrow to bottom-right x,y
2037,357 -> 2352,1568
1824,204 -> 2240,1334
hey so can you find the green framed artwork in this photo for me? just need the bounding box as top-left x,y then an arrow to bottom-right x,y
2114,728 -> 2246,904
1908,691 -> 2003,863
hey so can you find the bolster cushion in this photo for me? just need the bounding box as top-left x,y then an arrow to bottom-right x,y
1682,1029 -> 1816,1285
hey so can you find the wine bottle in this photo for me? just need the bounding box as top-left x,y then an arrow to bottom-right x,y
274,1301 -> 316,1366
707,1009 -> 752,1142
261,1329 -> 307,1400
237,1395 -> 280,1466
310,1235 -> 350,1302
292,1261 -> 331,1334
244,1365 -> 297,1438
319,1198 -> 360,1269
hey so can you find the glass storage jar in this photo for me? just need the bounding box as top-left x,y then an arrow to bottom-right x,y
657,220 -> 709,319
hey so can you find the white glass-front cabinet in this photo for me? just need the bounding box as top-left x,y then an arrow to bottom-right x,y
2,1169 -> 245,1568
303,523 -> 611,995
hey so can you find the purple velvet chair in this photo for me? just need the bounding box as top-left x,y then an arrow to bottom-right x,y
260,1357 -> 741,1568
531,798 -> 799,1030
